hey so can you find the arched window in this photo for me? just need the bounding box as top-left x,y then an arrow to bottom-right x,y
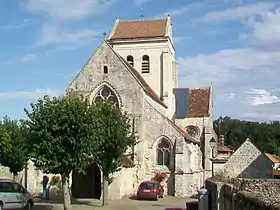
127,55 -> 134,67
93,85 -> 119,107
157,138 -> 171,166
103,66 -> 108,74
141,55 -> 150,73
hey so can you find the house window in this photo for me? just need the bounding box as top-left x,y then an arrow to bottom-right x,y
142,55 -> 150,73
103,66 -> 108,74
157,138 -> 171,166
93,85 -> 119,107
127,55 -> 134,67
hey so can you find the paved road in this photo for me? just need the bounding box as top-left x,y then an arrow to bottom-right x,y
33,196 -> 197,210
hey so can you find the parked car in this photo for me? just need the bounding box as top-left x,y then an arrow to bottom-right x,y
136,180 -> 164,200
0,178 -> 33,210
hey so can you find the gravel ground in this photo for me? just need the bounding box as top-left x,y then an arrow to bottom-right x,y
33,196 -> 197,210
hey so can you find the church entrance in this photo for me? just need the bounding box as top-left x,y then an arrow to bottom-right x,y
71,162 -> 101,199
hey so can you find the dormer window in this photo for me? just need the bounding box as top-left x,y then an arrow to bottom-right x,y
127,55 -> 134,67
142,55 -> 150,73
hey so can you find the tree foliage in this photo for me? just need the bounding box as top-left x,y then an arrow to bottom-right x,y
92,100 -> 136,177
214,116 -> 280,155
24,95 -> 97,210
90,100 -> 137,206
24,95 -> 136,208
0,116 -> 29,177
24,95 -> 96,176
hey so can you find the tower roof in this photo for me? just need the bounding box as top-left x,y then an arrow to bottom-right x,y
173,88 -> 211,118
110,18 -> 167,40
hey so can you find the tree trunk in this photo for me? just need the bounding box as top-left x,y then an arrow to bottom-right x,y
12,172 -> 18,181
101,175 -> 109,206
61,174 -> 71,210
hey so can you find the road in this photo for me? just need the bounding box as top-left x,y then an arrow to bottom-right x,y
33,196 -> 197,210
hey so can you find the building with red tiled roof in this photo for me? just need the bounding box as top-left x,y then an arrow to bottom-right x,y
67,15 -> 216,199
110,19 -> 167,40
265,153 -> 280,175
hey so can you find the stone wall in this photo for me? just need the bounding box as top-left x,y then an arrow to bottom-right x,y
0,165 -> 13,179
223,139 -> 273,179
206,178 -> 280,210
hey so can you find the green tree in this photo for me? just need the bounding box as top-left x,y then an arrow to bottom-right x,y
214,116 -> 280,156
90,100 -> 137,206
0,116 -> 29,179
24,95 -> 97,210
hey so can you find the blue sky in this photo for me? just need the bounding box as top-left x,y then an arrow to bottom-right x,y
0,0 -> 280,122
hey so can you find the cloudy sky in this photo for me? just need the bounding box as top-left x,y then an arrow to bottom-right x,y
0,0 -> 280,122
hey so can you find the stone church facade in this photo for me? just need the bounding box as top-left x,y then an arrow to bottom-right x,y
2,15 -> 216,200
66,15 -> 217,199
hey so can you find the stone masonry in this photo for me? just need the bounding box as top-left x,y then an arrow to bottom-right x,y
223,138 -> 273,179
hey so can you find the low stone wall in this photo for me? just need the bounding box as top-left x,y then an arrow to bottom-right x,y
206,178 -> 280,210
0,165 -> 13,179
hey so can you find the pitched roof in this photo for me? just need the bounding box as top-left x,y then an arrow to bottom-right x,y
104,41 -> 167,108
173,88 -> 211,118
188,88 -> 211,117
110,19 -> 167,39
265,153 -> 280,163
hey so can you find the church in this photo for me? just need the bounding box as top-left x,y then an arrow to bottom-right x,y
66,15 -> 217,199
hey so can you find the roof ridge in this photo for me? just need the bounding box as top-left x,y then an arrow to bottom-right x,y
119,18 -> 167,22
189,87 -> 211,90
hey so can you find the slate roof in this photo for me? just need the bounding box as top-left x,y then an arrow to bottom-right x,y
110,19 -> 167,39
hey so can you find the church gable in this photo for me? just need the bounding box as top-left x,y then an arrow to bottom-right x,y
67,40 -> 167,111
67,41 -> 144,113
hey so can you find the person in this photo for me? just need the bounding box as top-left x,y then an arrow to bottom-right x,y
42,175 -> 49,199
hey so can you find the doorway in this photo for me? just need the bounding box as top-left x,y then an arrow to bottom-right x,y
71,163 -> 101,199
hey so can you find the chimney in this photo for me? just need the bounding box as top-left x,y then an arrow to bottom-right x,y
219,135 -> 225,147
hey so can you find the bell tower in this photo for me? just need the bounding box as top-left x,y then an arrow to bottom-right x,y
108,14 -> 177,118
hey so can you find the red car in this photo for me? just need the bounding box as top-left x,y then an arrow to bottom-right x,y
137,180 -> 164,200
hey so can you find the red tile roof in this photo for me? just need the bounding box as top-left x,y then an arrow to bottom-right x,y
188,88 -> 211,117
110,19 -> 167,39
273,170 -> 280,176
218,146 -> 233,153
265,153 -> 280,163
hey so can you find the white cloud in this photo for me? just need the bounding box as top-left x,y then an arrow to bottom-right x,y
21,53 -> 37,62
23,0 -> 116,20
154,1 -> 215,19
245,9 -> 280,48
196,2 -> 276,23
178,48 -> 280,87
35,23 -> 105,47
0,89 -> 63,99
246,89 -> 280,106
178,7 -> 280,121
239,102 -> 280,122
